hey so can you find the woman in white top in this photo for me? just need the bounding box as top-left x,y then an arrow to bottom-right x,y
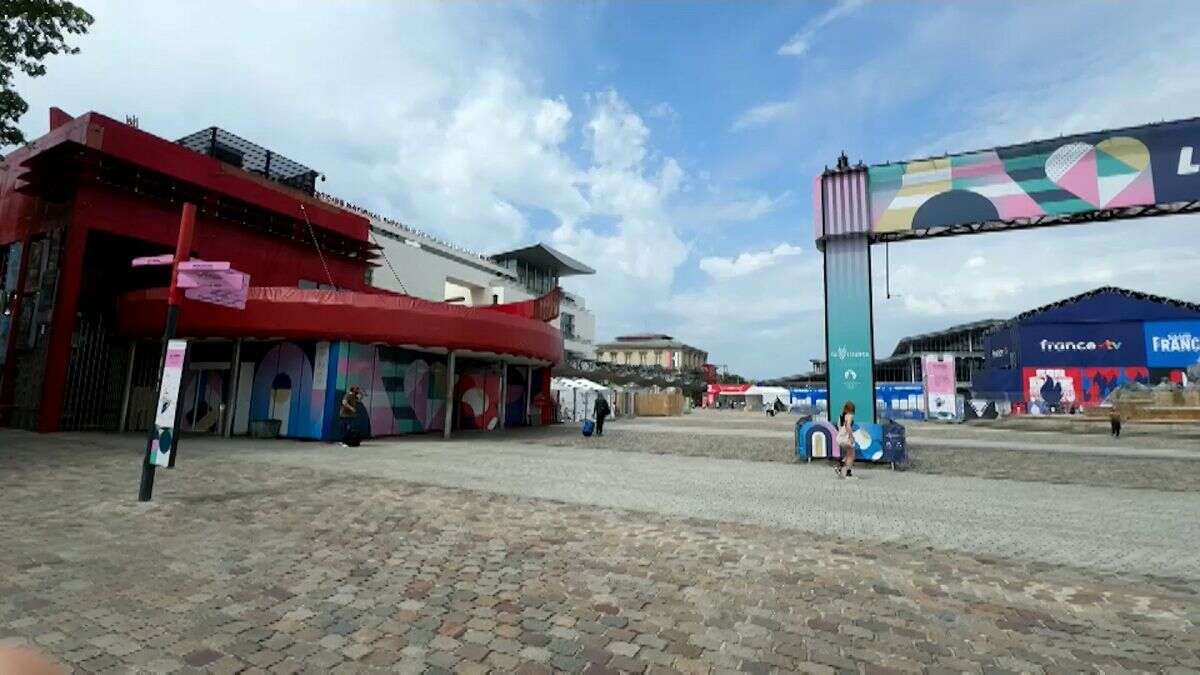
835,401 -> 857,478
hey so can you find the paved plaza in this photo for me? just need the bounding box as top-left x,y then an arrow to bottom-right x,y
2,427 -> 1199,673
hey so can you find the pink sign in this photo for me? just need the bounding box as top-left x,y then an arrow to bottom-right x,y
923,355 -> 957,418
184,270 -> 248,309
177,268 -> 244,289
131,254 -> 175,267
179,260 -> 231,271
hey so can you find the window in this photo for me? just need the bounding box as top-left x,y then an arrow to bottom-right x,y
492,294 -> 499,305
561,312 -> 576,339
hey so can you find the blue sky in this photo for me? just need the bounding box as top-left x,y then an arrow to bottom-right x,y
11,1 -> 1200,378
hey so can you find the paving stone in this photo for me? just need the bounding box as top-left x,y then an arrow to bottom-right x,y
2,432 -> 1198,675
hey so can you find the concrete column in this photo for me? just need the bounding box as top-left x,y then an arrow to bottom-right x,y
524,365 -> 533,426
498,363 -> 507,430
443,351 -> 457,439
118,341 -> 137,433
225,338 -> 242,438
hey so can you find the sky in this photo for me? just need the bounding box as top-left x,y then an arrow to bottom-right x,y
9,0 -> 1200,379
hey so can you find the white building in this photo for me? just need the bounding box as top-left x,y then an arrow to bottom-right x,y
362,212 -> 597,361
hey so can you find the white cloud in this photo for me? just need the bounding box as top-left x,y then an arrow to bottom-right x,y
731,100 -> 797,132
777,0 -> 869,57
699,243 -> 804,279
647,101 -> 679,123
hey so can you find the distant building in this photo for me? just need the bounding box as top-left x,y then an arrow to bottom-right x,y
595,334 -> 707,371
764,320 -> 1002,389
973,286 -> 1200,411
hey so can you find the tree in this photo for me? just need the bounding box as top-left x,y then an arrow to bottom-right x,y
1,1 -> 94,147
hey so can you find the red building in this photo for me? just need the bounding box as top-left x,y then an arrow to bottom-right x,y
0,109 -> 560,436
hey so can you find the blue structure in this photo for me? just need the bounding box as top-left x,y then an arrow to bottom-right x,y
972,287 -> 1200,410
789,383 -> 926,421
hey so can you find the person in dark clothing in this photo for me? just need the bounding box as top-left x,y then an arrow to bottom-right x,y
1110,406 -> 1122,438
593,395 -> 611,436
339,385 -> 362,447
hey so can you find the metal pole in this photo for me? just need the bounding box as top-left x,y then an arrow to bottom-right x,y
524,365 -> 533,426
118,341 -> 137,433
225,338 -> 242,438
443,351 -> 456,440
139,202 -> 195,502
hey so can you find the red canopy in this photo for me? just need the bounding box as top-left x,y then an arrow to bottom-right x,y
117,287 -> 564,365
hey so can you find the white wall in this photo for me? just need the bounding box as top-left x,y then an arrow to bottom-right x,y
369,218 -> 597,360
370,219 -> 521,304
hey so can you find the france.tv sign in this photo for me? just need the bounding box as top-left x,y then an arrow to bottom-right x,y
1020,323 -> 1145,366
1144,321 -> 1200,367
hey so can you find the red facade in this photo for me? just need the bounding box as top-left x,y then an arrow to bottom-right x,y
0,108 -> 561,432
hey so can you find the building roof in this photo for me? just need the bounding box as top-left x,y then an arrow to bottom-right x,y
1002,286 -> 1200,327
596,336 -> 706,352
490,243 -> 595,276
888,318 -> 1005,356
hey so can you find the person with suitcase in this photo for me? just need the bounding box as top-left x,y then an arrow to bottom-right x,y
593,395 -> 611,436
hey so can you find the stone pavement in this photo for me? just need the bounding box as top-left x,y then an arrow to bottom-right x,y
522,421 -> 1200,493
2,431 -> 1199,674
231,436 -> 1200,580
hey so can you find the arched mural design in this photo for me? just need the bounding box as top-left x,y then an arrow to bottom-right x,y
454,366 -> 500,431
250,342 -> 319,438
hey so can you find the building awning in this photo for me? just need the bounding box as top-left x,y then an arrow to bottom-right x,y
116,287 -> 564,365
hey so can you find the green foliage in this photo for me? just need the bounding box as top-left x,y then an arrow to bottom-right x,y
1,1 -> 94,147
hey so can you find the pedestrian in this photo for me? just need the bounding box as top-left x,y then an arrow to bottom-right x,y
593,394 -> 611,436
339,385 -> 362,447
1110,405 -> 1122,438
835,401 -> 857,479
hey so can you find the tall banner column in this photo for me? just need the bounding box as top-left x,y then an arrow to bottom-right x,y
823,235 -> 876,425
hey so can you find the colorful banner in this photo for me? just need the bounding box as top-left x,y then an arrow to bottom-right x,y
1018,322 -> 1145,367
149,339 -> 188,467
867,119 -> 1200,234
1144,320 -> 1200,367
923,355 -> 956,419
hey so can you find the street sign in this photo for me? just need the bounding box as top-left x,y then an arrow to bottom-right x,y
131,254 -> 175,267
179,260 -> 231,271
183,270 -> 249,309
148,339 -> 187,468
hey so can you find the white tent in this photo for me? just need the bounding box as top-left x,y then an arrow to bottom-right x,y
551,377 -> 615,422
744,385 -> 790,411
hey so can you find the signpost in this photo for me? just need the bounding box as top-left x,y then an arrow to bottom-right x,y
136,203 -> 250,501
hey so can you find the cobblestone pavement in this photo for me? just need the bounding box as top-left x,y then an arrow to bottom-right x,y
2,432 -> 1199,674
521,421 -> 1200,493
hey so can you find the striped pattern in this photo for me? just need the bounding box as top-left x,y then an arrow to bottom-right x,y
817,169 -> 871,239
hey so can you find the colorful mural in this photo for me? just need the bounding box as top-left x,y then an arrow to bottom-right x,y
505,367 -> 528,427
1023,367 -> 1081,413
249,342 -> 324,439
869,131 -> 1169,233
455,364 -> 501,431
334,342 -> 448,437
797,418 -> 905,464
1080,366 -> 1149,404
180,369 -> 225,432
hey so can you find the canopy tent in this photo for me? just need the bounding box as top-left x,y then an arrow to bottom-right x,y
744,386 -> 791,411
551,377 -> 614,422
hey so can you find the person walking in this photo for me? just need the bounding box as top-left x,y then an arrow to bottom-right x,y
339,385 -> 363,447
593,394 -> 611,436
1110,405 -> 1122,438
835,401 -> 857,478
